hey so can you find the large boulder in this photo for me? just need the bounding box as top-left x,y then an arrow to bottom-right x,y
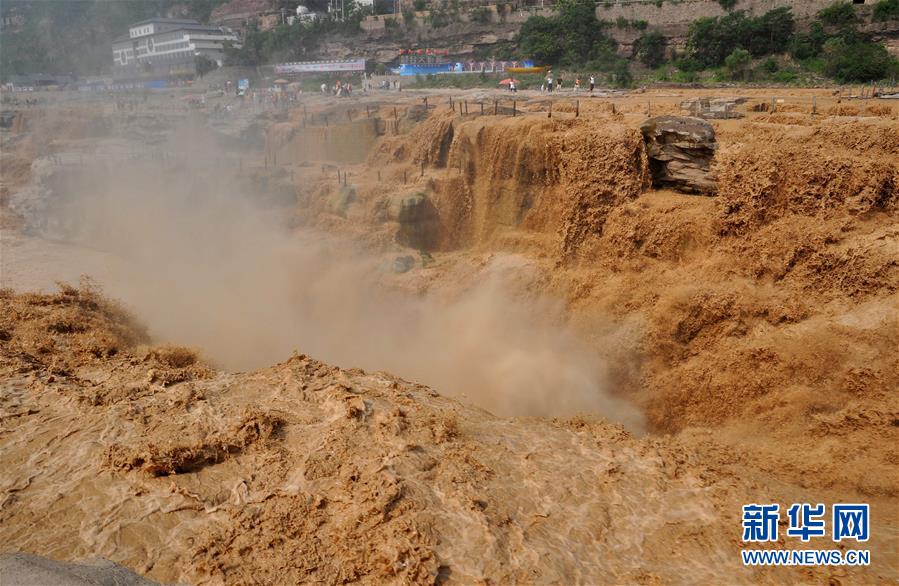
640,116 -> 717,194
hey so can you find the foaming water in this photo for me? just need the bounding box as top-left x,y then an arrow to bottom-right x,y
15,159 -> 642,426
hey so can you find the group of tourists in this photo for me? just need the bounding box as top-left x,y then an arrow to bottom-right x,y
321,80 -> 355,97
542,70 -> 596,93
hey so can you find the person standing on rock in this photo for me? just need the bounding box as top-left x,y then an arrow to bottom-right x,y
510,79 -> 517,93
589,75 -> 595,93
546,71 -> 554,93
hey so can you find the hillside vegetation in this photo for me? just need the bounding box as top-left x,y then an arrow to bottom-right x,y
516,0 -> 899,84
1,0 -> 897,84
227,0 -> 899,85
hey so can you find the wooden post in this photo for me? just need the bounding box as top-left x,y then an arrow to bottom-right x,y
403,170 -> 407,185
480,102 -> 484,115
449,96 -> 453,108
420,161 -> 424,177
465,100 -> 468,115
548,101 -> 552,118
647,100 -> 651,117
494,100 -> 498,115
337,169 -> 341,183
366,105 -> 371,117
513,101 -> 516,116
576,100 -> 579,117
812,95 -> 817,115
394,106 -> 398,121
424,96 -> 429,109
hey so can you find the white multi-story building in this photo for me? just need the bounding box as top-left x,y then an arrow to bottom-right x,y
111,18 -> 241,79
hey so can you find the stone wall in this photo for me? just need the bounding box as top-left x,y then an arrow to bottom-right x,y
592,0 -> 847,26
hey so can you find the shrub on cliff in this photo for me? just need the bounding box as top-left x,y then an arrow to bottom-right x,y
822,37 -> 899,82
685,7 -> 794,68
519,0 -> 620,68
873,0 -> 899,21
634,31 -> 668,68
817,1 -> 860,27
724,48 -> 752,80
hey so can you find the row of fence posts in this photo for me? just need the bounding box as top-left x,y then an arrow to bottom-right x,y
318,166 -> 417,186
837,84 -> 885,99
417,88 -> 887,120
319,165 -> 348,186
300,104 -> 404,129
268,86 -> 889,189
437,97 -> 600,119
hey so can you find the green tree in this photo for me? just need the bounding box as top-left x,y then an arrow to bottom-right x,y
817,2 -> 859,27
194,55 -> 218,77
724,47 -> 752,80
469,6 -> 491,24
633,31 -> 667,68
788,21 -> 826,59
744,7 -> 794,57
685,7 -> 793,67
823,37 -> 898,81
685,12 -> 749,68
873,0 -> 899,21
519,16 -> 563,64
611,60 -> 632,87
518,0 -> 619,68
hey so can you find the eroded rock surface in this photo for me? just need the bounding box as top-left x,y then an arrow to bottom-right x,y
640,115 -> 717,194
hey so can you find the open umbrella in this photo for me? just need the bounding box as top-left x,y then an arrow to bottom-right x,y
498,78 -> 519,85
